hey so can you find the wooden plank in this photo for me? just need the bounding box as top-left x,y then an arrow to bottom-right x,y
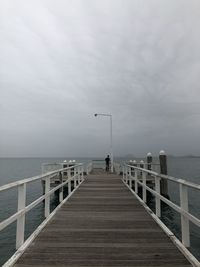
13,173 -> 192,267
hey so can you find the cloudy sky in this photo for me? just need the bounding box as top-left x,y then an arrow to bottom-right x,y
1,0 -> 200,158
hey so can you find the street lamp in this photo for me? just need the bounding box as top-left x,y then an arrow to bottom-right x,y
94,113 -> 113,173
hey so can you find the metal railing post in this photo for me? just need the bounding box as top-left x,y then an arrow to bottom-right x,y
180,184 -> 190,247
16,183 -> 26,249
155,176 -> 161,217
123,166 -> 125,181
142,171 -> 147,203
45,176 -> 50,218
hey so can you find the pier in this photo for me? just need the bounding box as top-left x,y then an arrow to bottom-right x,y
0,158 -> 200,267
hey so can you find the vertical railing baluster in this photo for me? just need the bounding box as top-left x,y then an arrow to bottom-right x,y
129,167 -> 132,188
16,183 -> 26,249
77,166 -> 80,184
74,167 -> 77,188
68,169 -> 71,194
155,176 -> 161,217
45,176 -> 50,218
135,169 -> 138,194
126,166 -> 128,184
180,184 -> 190,247
142,171 -> 147,203
123,166 -> 125,181
59,171 -> 63,203
81,165 -> 84,181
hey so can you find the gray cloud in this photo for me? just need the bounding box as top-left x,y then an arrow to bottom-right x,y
1,0 -> 200,157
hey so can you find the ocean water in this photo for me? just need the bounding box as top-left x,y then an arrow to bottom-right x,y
0,157 -> 199,265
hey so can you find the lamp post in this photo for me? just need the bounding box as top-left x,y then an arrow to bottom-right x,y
94,113 -> 113,173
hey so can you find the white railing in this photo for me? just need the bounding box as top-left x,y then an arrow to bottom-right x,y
128,161 -> 160,173
123,164 -> 200,249
0,162 -> 92,266
86,161 -> 93,174
113,162 -> 121,175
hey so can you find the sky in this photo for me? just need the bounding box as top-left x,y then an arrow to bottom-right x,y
1,0 -> 200,158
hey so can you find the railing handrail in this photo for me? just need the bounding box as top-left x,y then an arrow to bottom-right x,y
0,161 -> 93,267
0,163 -> 83,192
123,163 -> 200,264
126,164 -> 200,190
122,163 -> 200,267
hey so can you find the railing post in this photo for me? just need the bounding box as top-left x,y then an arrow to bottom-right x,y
77,166 -> 80,184
180,184 -> 190,247
45,176 -> 50,218
74,167 -> 77,188
129,166 -> 132,188
155,176 -> 161,217
135,169 -> 138,194
81,165 -> 84,181
16,183 -> 26,249
123,166 -> 125,181
68,169 -> 71,194
142,171 -> 147,203
59,171 -> 63,203
125,166 -> 128,183
128,167 -> 132,189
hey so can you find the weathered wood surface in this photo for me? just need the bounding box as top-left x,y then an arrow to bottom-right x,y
14,172 -> 192,267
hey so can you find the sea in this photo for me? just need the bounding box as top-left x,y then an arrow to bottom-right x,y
0,157 -> 199,265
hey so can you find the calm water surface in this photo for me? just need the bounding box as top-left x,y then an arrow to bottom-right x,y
0,157 -> 199,265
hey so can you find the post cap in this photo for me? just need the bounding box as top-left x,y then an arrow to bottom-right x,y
64,160 -> 67,163
133,160 -> 137,163
140,160 -> 144,163
147,152 -> 152,157
159,150 -> 166,156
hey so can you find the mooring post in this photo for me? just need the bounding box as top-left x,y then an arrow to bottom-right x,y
147,152 -> 152,171
159,150 -> 169,197
140,160 -> 144,176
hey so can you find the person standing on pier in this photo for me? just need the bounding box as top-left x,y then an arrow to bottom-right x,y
105,155 -> 110,172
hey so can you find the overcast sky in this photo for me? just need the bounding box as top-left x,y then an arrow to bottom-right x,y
1,0 -> 200,158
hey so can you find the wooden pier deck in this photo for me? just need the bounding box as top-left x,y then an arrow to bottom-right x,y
14,172 -> 192,267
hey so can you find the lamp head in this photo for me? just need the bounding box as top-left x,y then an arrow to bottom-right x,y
94,113 -> 97,117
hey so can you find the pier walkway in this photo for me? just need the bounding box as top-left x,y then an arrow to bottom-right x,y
14,171 -> 192,267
